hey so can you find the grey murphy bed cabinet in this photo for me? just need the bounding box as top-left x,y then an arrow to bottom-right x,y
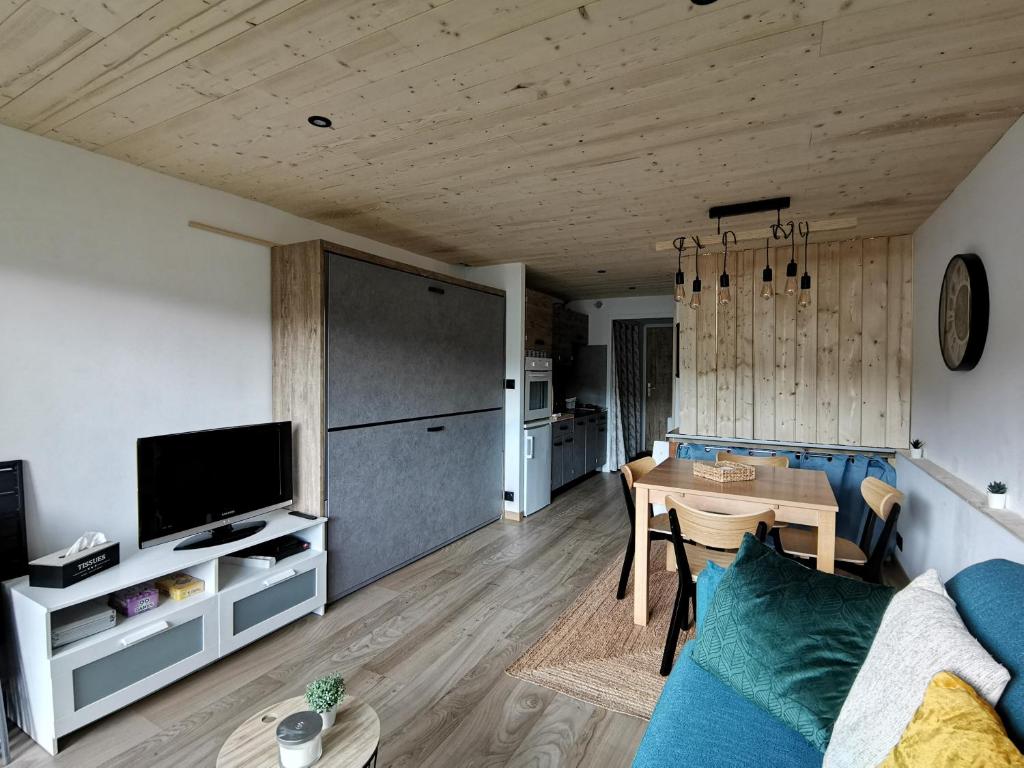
271,240 -> 505,602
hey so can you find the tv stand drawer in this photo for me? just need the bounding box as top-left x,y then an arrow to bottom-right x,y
217,551 -> 326,655
51,596 -> 218,736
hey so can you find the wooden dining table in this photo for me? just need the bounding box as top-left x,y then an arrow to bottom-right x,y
632,458 -> 839,626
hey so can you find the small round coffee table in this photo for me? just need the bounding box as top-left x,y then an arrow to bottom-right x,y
217,695 -> 380,768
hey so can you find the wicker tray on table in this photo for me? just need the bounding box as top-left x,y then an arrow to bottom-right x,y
692,460 -> 756,483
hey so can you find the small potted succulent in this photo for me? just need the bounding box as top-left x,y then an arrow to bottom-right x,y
987,481 -> 1008,510
305,672 -> 345,728
909,439 -> 924,459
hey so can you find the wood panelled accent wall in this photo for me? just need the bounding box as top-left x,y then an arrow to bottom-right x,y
675,235 -> 913,449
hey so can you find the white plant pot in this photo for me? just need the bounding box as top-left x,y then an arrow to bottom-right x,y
988,492 -> 1008,510
910,448 -> 923,459
319,705 -> 337,729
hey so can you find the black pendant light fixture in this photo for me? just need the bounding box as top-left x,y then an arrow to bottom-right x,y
760,237 -> 774,300
666,196 -> 817,315
672,236 -> 687,304
798,221 -> 812,308
779,220 -> 798,295
719,230 -> 736,305
689,236 -> 704,310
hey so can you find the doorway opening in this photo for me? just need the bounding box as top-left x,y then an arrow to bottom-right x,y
611,317 -> 673,466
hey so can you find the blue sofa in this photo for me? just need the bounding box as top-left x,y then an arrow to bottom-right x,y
632,559 -> 1024,767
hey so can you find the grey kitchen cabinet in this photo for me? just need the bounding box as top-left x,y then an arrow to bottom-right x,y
550,436 -> 563,492
596,413 -> 608,469
326,252 -> 504,429
585,415 -> 599,472
551,420 -> 571,489
562,433 -> 578,483
326,410 -> 502,600
572,417 -> 587,479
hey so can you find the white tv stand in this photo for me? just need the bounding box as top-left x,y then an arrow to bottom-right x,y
2,509 -> 326,756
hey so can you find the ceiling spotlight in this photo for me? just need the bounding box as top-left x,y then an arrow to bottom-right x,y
691,0 -> 719,4
596,269 -> 607,274
307,115 -> 332,128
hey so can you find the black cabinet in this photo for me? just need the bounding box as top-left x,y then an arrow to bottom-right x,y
0,460 -> 27,582
552,304 -> 589,365
551,420 -> 571,491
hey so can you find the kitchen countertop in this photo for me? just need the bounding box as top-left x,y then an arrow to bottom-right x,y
551,408 -> 607,424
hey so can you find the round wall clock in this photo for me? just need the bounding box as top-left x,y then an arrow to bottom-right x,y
938,253 -> 989,371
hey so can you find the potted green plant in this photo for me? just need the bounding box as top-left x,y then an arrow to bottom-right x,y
909,439 -> 924,459
305,672 -> 345,728
987,481 -> 1008,510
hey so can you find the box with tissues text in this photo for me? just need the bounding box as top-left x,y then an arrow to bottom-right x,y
29,534 -> 120,589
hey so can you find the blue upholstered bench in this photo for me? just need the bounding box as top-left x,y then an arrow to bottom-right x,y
632,559 -> 1024,767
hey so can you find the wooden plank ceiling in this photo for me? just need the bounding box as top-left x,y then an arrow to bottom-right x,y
2,0 -> 1023,298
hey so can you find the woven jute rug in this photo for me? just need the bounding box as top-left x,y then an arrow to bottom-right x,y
507,542 -> 695,720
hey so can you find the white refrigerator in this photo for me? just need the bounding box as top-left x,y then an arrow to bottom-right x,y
522,421 -> 552,516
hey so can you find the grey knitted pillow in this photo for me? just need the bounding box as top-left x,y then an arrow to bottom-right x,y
824,569 -> 1010,768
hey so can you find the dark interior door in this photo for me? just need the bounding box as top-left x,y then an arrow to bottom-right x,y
644,325 -> 673,453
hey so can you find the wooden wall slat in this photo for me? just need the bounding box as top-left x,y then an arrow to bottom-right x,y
678,289 -> 698,434
816,242 -> 841,444
774,245 -> 797,442
735,249 -> 755,439
696,250 -> 718,435
838,239 -> 864,445
716,248 -> 738,439
794,243 -> 818,442
885,235 -> 913,448
675,235 -> 911,449
753,244 -> 776,441
861,238 -> 889,447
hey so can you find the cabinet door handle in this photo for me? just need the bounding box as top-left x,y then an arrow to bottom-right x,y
526,435 -> 534,459
120,620 -> 171,648
426,425 -> 445,433
263,568 -> 297,588
427,285 -> 445,295
565,438 -> 574,444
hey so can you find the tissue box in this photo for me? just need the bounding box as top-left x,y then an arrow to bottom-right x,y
109,583 -> 159,617
28,540 -> 120,589
154,572 -> 204,601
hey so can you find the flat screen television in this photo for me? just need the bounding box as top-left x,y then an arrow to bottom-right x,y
137,421 -> 292,550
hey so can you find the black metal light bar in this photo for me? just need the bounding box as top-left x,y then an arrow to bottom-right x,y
708,196 -> 790,222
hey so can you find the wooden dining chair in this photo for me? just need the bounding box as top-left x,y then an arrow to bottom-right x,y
714,451 -> 791,549
658,496 -> 775,676
616,457 -> 673,600
715,450 -> 790,469
779,476 -> 904,584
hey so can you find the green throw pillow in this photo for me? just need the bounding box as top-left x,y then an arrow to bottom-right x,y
691,534 -> 894,751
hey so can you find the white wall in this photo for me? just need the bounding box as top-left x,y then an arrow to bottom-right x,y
896,456 -> 1024,579
567,295 -> 676,468
899,114 -> 1024,573
0,124 -> 469,558
467,263 -> 526,515
912,115 -> 1024,508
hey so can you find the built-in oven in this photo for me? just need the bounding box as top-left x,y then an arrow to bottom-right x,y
523,354 -> 553,423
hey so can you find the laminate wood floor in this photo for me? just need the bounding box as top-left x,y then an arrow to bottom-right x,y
7,473 -> 646,768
